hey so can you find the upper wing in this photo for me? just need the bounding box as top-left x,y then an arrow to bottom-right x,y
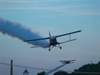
24,37 -> 49,42
60,60 -> 75,64
55,30 -> 82,38
24,30 -> 81,42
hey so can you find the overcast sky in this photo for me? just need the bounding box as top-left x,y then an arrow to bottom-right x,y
0,0 -> 100,75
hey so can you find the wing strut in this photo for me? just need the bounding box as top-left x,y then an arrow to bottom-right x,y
69,34 -> 71,40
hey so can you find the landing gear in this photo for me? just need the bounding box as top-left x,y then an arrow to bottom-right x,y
60,46 -> 62,49
48,45 -> 62,51
48,46 -> 54,51
58,44 -> 62,49
49,49 -> 50,51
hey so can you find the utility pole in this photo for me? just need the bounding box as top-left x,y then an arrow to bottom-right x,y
10,60 -> 13,75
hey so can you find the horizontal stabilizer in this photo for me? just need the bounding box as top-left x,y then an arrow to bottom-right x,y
31,46 -> 39,48
31,45 -> 48,48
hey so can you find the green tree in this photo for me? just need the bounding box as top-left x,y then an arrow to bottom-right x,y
37,71 -> 45,75
53,70 -> 70,75
73,61 -> 100,75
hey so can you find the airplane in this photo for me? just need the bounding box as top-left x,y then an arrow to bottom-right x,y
60,60 -> 75,64
24,30 -> 82,51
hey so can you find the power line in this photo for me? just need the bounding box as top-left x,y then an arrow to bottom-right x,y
0,62 -> 49,71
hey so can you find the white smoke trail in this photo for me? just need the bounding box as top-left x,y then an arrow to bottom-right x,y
0,18 -> 49,48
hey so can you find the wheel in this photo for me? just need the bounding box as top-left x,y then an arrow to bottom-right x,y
60,47 -> 62,49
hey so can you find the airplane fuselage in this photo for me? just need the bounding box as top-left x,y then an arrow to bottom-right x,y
49,36 -> 58,46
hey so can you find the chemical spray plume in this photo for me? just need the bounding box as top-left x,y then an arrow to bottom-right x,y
0,18 -> 49,48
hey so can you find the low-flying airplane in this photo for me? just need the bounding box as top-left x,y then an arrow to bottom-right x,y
60,60 -> 75,64
24,30 -> 81,51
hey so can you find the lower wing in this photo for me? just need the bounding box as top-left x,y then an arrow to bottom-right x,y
59,38 -> 77,44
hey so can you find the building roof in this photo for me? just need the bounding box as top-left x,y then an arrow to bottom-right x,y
23,69 -> 29,73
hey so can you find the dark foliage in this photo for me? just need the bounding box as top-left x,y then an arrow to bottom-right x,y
53,70 -> 70,75
72,61 -> 100,75
37,71 -> 45,75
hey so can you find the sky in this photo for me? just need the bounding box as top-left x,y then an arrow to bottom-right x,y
0,0 -> 100,75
